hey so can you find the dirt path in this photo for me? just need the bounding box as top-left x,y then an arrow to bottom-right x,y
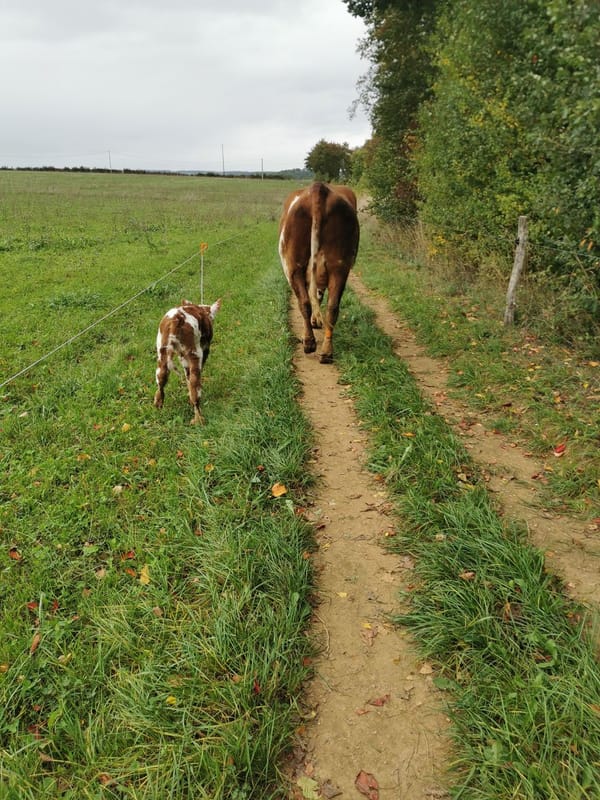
286,267 -> 599,799
287,306 -> 451,799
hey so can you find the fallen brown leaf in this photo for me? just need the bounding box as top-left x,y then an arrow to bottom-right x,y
368,693 -> 391,707
355,770 -> 379,800
29,632 -> 41,655
321,780 -> 343,798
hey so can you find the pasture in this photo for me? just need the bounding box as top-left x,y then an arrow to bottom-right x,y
2,171 -> 600,799
1,172 -> 314,798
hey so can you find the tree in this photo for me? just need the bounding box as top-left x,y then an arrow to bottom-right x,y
305,140 -> 353,182
345,0 -> 441,220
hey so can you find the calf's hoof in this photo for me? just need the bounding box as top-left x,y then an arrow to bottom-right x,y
303,338 -> 317,354
319,352 -> 334,364
153,393 -> 163,409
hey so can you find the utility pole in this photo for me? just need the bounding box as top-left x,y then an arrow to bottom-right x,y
221,144 -> 225,176
108,150 -> 112,172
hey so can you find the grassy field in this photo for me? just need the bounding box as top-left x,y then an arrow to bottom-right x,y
1,172 -> 314,798
2,172 -> 600,799
355,225 -> 600,518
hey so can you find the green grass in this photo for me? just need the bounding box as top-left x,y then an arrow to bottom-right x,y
334,288 -> 600,798
355,226 -> 600,517
3,172 -> 600,800
0,172 -> 314,798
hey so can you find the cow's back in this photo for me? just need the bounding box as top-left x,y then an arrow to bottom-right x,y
279,183 -> 358,272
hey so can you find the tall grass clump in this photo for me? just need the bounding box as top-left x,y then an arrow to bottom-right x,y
1,173 -> 314,799
335,288 -> 600,798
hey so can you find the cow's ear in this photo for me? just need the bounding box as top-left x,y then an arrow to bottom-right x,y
210,298 -> 221,319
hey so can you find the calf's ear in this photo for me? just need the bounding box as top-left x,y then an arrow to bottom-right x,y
210,298 -> 222,319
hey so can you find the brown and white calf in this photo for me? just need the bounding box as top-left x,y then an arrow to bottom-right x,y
279,181 -> 359,363
153,298 -> 221,424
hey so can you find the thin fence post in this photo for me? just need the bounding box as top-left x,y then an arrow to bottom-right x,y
200,242 -> 208,304
504,215 -> 528,326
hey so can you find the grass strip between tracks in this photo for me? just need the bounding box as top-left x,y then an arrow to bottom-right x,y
336,288 -> 600,799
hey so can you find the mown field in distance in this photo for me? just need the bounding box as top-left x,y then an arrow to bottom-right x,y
0,171 -> 316,799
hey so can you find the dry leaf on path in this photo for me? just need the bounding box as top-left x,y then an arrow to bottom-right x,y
368,693 -> 390,707
271,482 -> 288,497
297,775 -> 320,799
355,770 -> 379,799
360,624 -> 378,647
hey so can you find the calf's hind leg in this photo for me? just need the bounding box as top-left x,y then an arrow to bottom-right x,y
185,355 -> 204,425
154,347 -> 170,408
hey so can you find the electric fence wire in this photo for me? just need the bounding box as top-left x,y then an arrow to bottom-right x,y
0,229 -> 249,392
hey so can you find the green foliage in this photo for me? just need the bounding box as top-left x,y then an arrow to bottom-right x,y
304,139 -> 352,182
347,0 -> 439,220
414,0 -> 600,334
347,0 -> 600,338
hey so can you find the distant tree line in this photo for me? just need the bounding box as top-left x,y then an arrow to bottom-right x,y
343,0 -> 600,333
0,166 -> 312,181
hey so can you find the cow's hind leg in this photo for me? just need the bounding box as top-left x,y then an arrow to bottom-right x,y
319,278 -> 346,364
291,274 -> 316,353
154,348 -> 170,408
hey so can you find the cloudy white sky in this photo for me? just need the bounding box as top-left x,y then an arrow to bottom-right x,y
0,0 -> 371,173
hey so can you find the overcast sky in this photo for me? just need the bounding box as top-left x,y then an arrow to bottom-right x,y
0,0 -> 371,173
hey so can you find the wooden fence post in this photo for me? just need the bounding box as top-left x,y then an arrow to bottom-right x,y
504,215 -> 528,326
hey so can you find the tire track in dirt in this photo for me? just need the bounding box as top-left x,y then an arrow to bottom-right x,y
349,272 -> 600,609
287,305 -> 450,799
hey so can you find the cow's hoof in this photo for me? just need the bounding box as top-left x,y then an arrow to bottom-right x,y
304,339 -> 317,354
319,352 -> 334,364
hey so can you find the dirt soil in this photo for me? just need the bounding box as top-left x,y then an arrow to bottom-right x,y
286,270 -> 599,800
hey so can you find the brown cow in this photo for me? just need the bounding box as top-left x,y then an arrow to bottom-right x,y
279,181 -> 359,363
153,298 -> 221,424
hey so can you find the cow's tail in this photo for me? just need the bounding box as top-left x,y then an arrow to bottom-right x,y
309,182 -> 328,319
